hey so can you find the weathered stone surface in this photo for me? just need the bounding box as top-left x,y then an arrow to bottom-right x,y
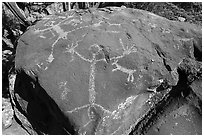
146,101 -> 202,135
14,7 -> 201,134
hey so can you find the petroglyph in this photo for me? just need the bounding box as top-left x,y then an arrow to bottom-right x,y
88,54 -> 97,104
58,81 -> 71,100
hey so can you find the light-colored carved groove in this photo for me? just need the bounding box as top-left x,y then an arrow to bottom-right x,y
88,54 -> 97,104
66,104 -> 90,113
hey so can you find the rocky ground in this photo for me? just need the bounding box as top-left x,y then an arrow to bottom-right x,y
2,2 -> 202,135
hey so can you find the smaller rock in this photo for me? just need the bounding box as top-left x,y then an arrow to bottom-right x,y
178,17 -> 185,22
46,3 -> 64,15
3,50 -> 12,55
2,118 -> 29,135
2,98 -> 14,128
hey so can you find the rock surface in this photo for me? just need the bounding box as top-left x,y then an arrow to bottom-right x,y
14,7 -> 202,134
146,95 -> 202,135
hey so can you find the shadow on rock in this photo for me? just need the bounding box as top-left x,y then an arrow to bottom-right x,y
14,70 -> 76,134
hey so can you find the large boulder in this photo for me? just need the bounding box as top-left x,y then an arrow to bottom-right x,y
14,7 -> 202,134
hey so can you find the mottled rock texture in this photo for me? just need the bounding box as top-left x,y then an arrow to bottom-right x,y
14,7 -> 201,134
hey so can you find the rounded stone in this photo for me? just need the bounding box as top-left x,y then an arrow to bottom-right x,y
15,7 -> 201,134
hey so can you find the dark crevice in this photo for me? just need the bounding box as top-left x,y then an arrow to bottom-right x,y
99,44 -> 111,63
153,42 -> 172,72
152,43 -> 167,58
163,58 -> 172,71
156,79 -> 170,92
193,40 -> 202,61
126,32 -> 132,40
